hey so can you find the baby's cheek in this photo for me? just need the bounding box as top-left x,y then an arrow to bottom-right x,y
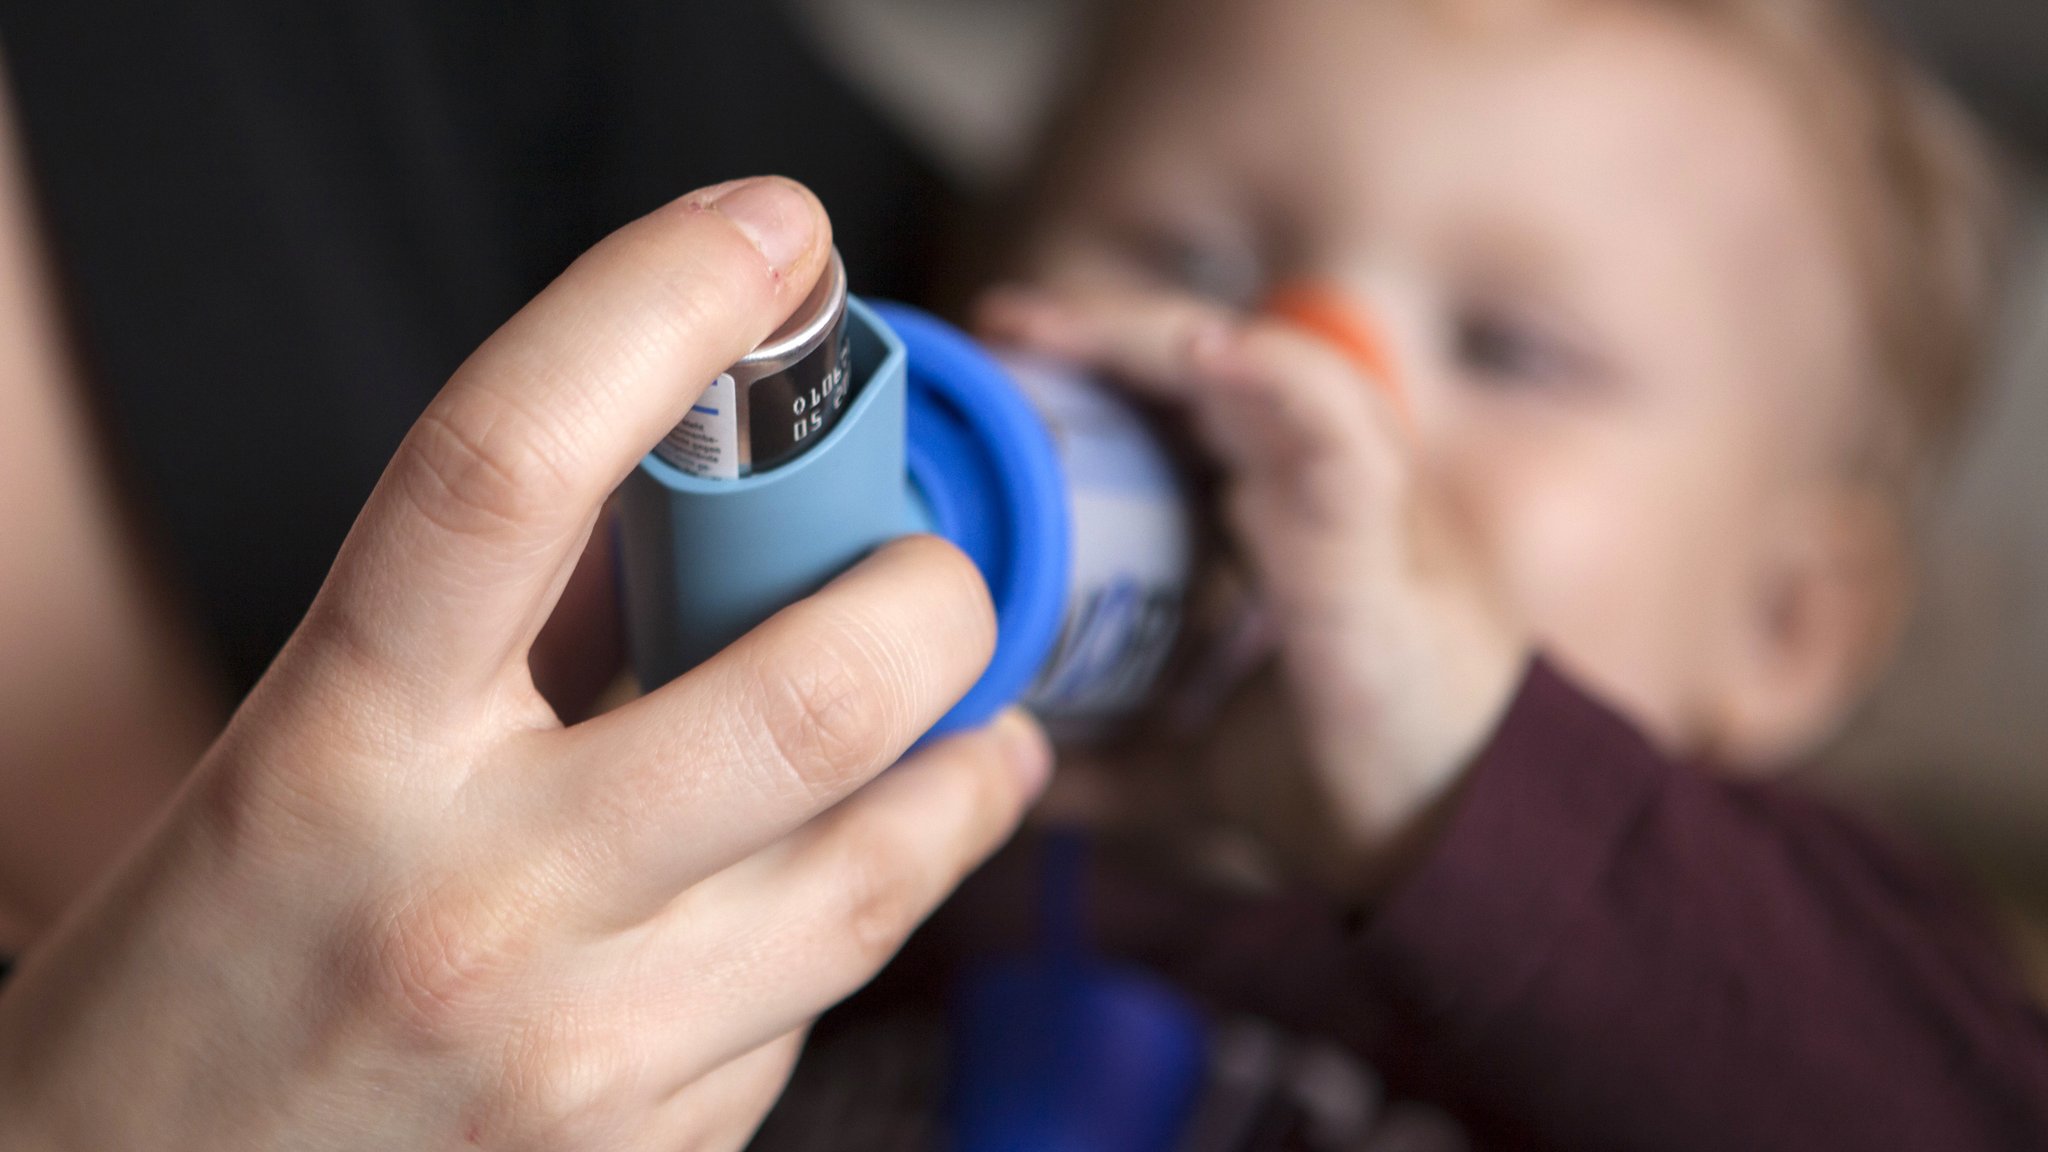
1487,470 -> 1741,752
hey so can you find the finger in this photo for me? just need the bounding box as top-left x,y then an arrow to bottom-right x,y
1263,280 -> 1411,425
979,283 -> 1415,475
1189,321 -> 1409,519
313,177 -> 832,707
630,710 -> 1050,1083
536,535 -> 1000,925
649,1029 -> 807,1152
974,282 -> 1239,402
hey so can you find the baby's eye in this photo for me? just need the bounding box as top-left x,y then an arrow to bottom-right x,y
1453,306 -> 1584,389
1125,227 -> 1265,308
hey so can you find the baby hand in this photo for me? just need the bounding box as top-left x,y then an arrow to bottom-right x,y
980,283 -> 1529,895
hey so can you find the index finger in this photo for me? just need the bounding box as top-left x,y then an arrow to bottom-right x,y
312,177 -> 832,710
977,281 -> 1411,426
974,282 -> 1236,402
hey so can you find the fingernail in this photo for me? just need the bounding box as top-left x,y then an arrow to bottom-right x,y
704,177 -> 816,270
996,710 -> 1054,799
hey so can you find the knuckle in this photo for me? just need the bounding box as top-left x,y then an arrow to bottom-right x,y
349,886 -> 533,1045
192,754 -> 376,866
487,1009 -> 638,1145
955,741 -> 1029,849
186,702 -> 392,868
831,827 -> 928,970
400,398 -> 581,542
750,628 -> 901,800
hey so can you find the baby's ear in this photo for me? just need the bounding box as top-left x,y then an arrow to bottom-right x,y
1711,485 -> 1913,772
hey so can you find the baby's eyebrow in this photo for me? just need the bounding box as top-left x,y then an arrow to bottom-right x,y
1436,212 -> 1581,297
1438,211 -> 1622,329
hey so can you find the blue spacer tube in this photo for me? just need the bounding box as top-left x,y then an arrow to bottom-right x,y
876,302 -> 1072,738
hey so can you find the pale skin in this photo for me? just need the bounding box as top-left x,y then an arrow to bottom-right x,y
980,0 -> 1908,890
0,175 -> 1050,1148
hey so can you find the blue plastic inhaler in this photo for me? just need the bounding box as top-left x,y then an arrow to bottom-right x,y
619,282 -> 1187,737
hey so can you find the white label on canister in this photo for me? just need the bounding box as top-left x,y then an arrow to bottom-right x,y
665,373 -> 742,479
1004,354 -> 1194,733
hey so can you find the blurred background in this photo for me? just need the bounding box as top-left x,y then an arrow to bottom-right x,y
784,0 -> 2048,884
1821,0 -> 2048,899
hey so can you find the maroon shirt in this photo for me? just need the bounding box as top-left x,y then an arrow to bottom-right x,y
772,660 -> 2048,1150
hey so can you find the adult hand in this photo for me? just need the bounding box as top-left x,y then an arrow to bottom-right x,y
0,177 -> 1049,1151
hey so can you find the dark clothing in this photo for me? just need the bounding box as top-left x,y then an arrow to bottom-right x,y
1342,661 -> 2048,1150
0,0 -> 953,694
807,661 -> 2048,1152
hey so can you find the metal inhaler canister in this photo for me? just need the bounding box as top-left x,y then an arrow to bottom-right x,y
617,281 -> 1193,741
654,248 -> 852,479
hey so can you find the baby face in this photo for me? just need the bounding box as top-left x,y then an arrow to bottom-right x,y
1023,0 -> 1886,762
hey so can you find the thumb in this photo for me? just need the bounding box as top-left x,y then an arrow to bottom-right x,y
309,177 -> 831,716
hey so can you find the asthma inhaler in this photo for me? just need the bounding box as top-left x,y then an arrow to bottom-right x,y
617,250 -> 1192,738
